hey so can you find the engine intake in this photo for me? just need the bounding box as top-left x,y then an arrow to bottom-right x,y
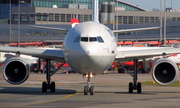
3,57 -> 29,85
152,58 -> 178,85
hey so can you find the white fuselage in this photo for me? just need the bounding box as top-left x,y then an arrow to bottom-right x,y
63,22 -> 117,74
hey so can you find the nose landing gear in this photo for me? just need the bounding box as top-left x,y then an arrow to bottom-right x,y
84,73 -> 94,95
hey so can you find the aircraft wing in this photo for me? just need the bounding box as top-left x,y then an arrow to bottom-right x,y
31,25 -> 69,32
112,27 -> 161,34
0,46 -> 65,62
115,47 -> 180,62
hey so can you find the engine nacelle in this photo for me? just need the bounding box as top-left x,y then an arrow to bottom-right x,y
3,57 -> 30,85
152,58 -> 178,85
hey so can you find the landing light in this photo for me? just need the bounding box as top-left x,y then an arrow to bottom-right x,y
86,73 -> 93,78
90,74 -> 93,78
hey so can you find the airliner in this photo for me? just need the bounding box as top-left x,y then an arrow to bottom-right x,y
0,0 -> 180,95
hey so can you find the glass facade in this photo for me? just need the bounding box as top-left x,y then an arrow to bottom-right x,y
117,25 -> 180,38
32,0 -> 91,8
0,3 -> 30,19
0,0 -> 146,24
32,10 -> 92,24
31,0 -> 145,11
115,15 -> 180,24
0,27 -> 61,37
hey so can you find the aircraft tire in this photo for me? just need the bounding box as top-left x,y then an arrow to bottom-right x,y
90,86 -> 94,95
50,82 -> 55,92
42,82 -> 47,92
137,82 -> 142,93
129,82 -> 133,93
84,86 -> 88,95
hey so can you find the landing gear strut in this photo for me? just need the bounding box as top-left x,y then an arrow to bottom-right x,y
128,59 -> 142,93
84,73 -> 94,95
42,59 -> 55,92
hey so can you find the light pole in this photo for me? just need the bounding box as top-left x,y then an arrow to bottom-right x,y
116,0 -> 118,31
9,0 -> 11,43
160,0 -> 162,42
18,0 -> 20,47
76,0 -> 78,19
116,0 -> 118,42
112,0 -> 114,31
73,0 -> 75,18
164,0 -> 166,45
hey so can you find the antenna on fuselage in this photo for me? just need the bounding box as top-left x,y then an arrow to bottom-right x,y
92,0 -> 99,23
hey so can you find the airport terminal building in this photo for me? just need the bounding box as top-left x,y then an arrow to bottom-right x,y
0,0 -> 180,42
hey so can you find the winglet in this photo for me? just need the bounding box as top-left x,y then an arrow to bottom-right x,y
70,18 -> 80,28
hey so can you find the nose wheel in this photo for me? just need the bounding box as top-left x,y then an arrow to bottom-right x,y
84,86 -> 94,95
84,73 -> 94,95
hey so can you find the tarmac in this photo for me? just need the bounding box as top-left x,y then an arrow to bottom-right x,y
0,70 -> 180,108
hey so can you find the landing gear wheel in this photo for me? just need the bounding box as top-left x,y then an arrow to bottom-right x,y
128,59 -> 143,94
42,82 -> 47,92
137,82 -> 142,93
84,86 -> 88,95
89,86 -> 94,95
129,82 -> 133,93
50,82 -> 55,92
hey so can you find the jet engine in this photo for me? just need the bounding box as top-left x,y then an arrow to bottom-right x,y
3,57 -> 30,85
152,58 -> 179,85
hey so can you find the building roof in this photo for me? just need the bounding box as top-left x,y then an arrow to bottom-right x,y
115,0 -> 147,11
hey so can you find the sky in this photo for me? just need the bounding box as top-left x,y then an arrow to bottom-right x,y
120,0 -> 180,11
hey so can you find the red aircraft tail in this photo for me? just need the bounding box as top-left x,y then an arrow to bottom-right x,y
70,18 -> 80,28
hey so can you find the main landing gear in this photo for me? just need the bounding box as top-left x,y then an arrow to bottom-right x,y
128,59 -> 142,93
84,73 -> 94,95
42,59 -> 55,92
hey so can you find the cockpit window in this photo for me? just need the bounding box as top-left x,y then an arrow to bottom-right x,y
81,37 -> 88,42
89,37 -> 97,42
80,37 -> 104,43
74,36 -> 80,42
97,36 -> 104,43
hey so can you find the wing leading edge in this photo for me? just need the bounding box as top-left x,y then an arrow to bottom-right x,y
0,46 -> 65,62
112,27 -> 161,34
31,18 -> 79,32
30,25 -> 69,32
115,47 -> 180,62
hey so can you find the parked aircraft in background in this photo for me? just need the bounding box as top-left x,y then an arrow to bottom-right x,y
0,0 -> 180,95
